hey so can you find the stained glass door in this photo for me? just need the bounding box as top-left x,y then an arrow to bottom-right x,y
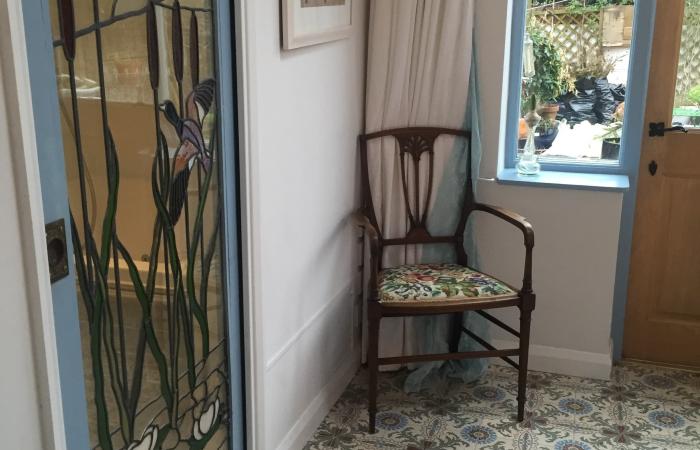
21,0 -> 244,448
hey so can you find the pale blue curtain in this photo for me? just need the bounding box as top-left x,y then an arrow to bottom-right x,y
404,51 -> 490,392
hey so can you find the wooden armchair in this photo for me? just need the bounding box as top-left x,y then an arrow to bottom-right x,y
355,127 -> 535,433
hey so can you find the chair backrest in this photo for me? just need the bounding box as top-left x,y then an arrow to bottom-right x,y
359,127 -> 473,267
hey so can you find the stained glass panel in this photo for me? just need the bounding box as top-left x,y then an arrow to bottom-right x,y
49,0 -> 230,448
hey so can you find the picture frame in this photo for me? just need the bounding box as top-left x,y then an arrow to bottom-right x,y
281,0 -> 353,50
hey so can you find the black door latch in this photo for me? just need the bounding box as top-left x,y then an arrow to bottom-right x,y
649,122 -> 688,137
649,160 -> 658,176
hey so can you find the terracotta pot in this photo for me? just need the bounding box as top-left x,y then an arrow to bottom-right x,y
518,118 -> 529,140
537,103 -> 560,121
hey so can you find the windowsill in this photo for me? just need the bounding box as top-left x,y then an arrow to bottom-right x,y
497,168 -> 630,192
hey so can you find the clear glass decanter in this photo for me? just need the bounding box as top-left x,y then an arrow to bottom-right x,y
517,109 -> 542,176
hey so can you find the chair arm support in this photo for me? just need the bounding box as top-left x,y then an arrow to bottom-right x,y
472,203 -> 535,295
351,210 -> 381,293
351,210 -> 380,252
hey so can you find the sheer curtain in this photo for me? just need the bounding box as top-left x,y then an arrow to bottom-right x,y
363,0 -> 486,389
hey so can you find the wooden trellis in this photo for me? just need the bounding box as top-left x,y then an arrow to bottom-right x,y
676,1 -> 700,105
530,4 -> 700,106
531,9 -> 603,67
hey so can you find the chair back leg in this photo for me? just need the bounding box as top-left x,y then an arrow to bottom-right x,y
449,312 -> 464,353
517,305 -> 533,421
367,304 -> 381,433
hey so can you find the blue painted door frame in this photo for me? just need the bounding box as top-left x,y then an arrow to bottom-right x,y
21,1 -> 245,448
610,1 -> 657,360
215,2 -> 247,449
21,1 -> 91,447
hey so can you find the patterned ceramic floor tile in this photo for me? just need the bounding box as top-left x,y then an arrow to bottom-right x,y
304,363 -> 700,450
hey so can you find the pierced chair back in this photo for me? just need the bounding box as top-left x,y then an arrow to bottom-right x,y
359,127 -> 472,269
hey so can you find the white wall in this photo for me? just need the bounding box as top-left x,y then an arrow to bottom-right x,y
473,0 -> 623,379
244,1 -> 367,449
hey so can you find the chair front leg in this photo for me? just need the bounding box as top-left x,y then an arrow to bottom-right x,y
517,295 -> 534,422
368,302 -> 381,433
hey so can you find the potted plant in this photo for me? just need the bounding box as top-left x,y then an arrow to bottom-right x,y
600,122 -> 622,159
599,102 -> 624,160
535,118 -> 560,150
680,85 -> 700,127
525,25 -> 566,121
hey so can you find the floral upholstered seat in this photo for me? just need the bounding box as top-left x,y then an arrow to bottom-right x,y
378,264 -> 517,305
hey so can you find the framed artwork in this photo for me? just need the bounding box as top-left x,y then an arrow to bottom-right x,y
282,0 -> 353,50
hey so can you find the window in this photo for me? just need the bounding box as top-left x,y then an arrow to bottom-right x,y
507,0 -> 637,173
673,0 -> 700,129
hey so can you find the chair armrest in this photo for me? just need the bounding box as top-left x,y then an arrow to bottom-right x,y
472,203 -> 535,296
474,203 -> 534,248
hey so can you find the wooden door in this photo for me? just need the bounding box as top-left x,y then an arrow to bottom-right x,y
625,0 -> 700,367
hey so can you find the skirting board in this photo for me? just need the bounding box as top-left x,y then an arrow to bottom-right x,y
274,351 -> 361,450
491,339 -> 613,380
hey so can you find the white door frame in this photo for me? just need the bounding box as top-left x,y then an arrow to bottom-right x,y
3,0 -> 264,448
0,1 -> 66,449
233,0 -> 266,448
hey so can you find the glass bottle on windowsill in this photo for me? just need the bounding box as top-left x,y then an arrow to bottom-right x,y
517,95 -> 541,176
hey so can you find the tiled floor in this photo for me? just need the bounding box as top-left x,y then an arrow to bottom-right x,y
304,363 -> 700,449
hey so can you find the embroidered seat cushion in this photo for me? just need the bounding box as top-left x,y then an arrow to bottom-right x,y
378,264 -> 516,304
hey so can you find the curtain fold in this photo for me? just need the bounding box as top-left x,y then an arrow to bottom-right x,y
362,0 -> 486,389
404,55 -> 489,391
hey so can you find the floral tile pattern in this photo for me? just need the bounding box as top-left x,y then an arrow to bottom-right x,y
304,363 -> 700,449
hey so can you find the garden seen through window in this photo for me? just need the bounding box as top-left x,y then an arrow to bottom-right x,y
674,0 -> 700,129
517,0 -> 636,166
